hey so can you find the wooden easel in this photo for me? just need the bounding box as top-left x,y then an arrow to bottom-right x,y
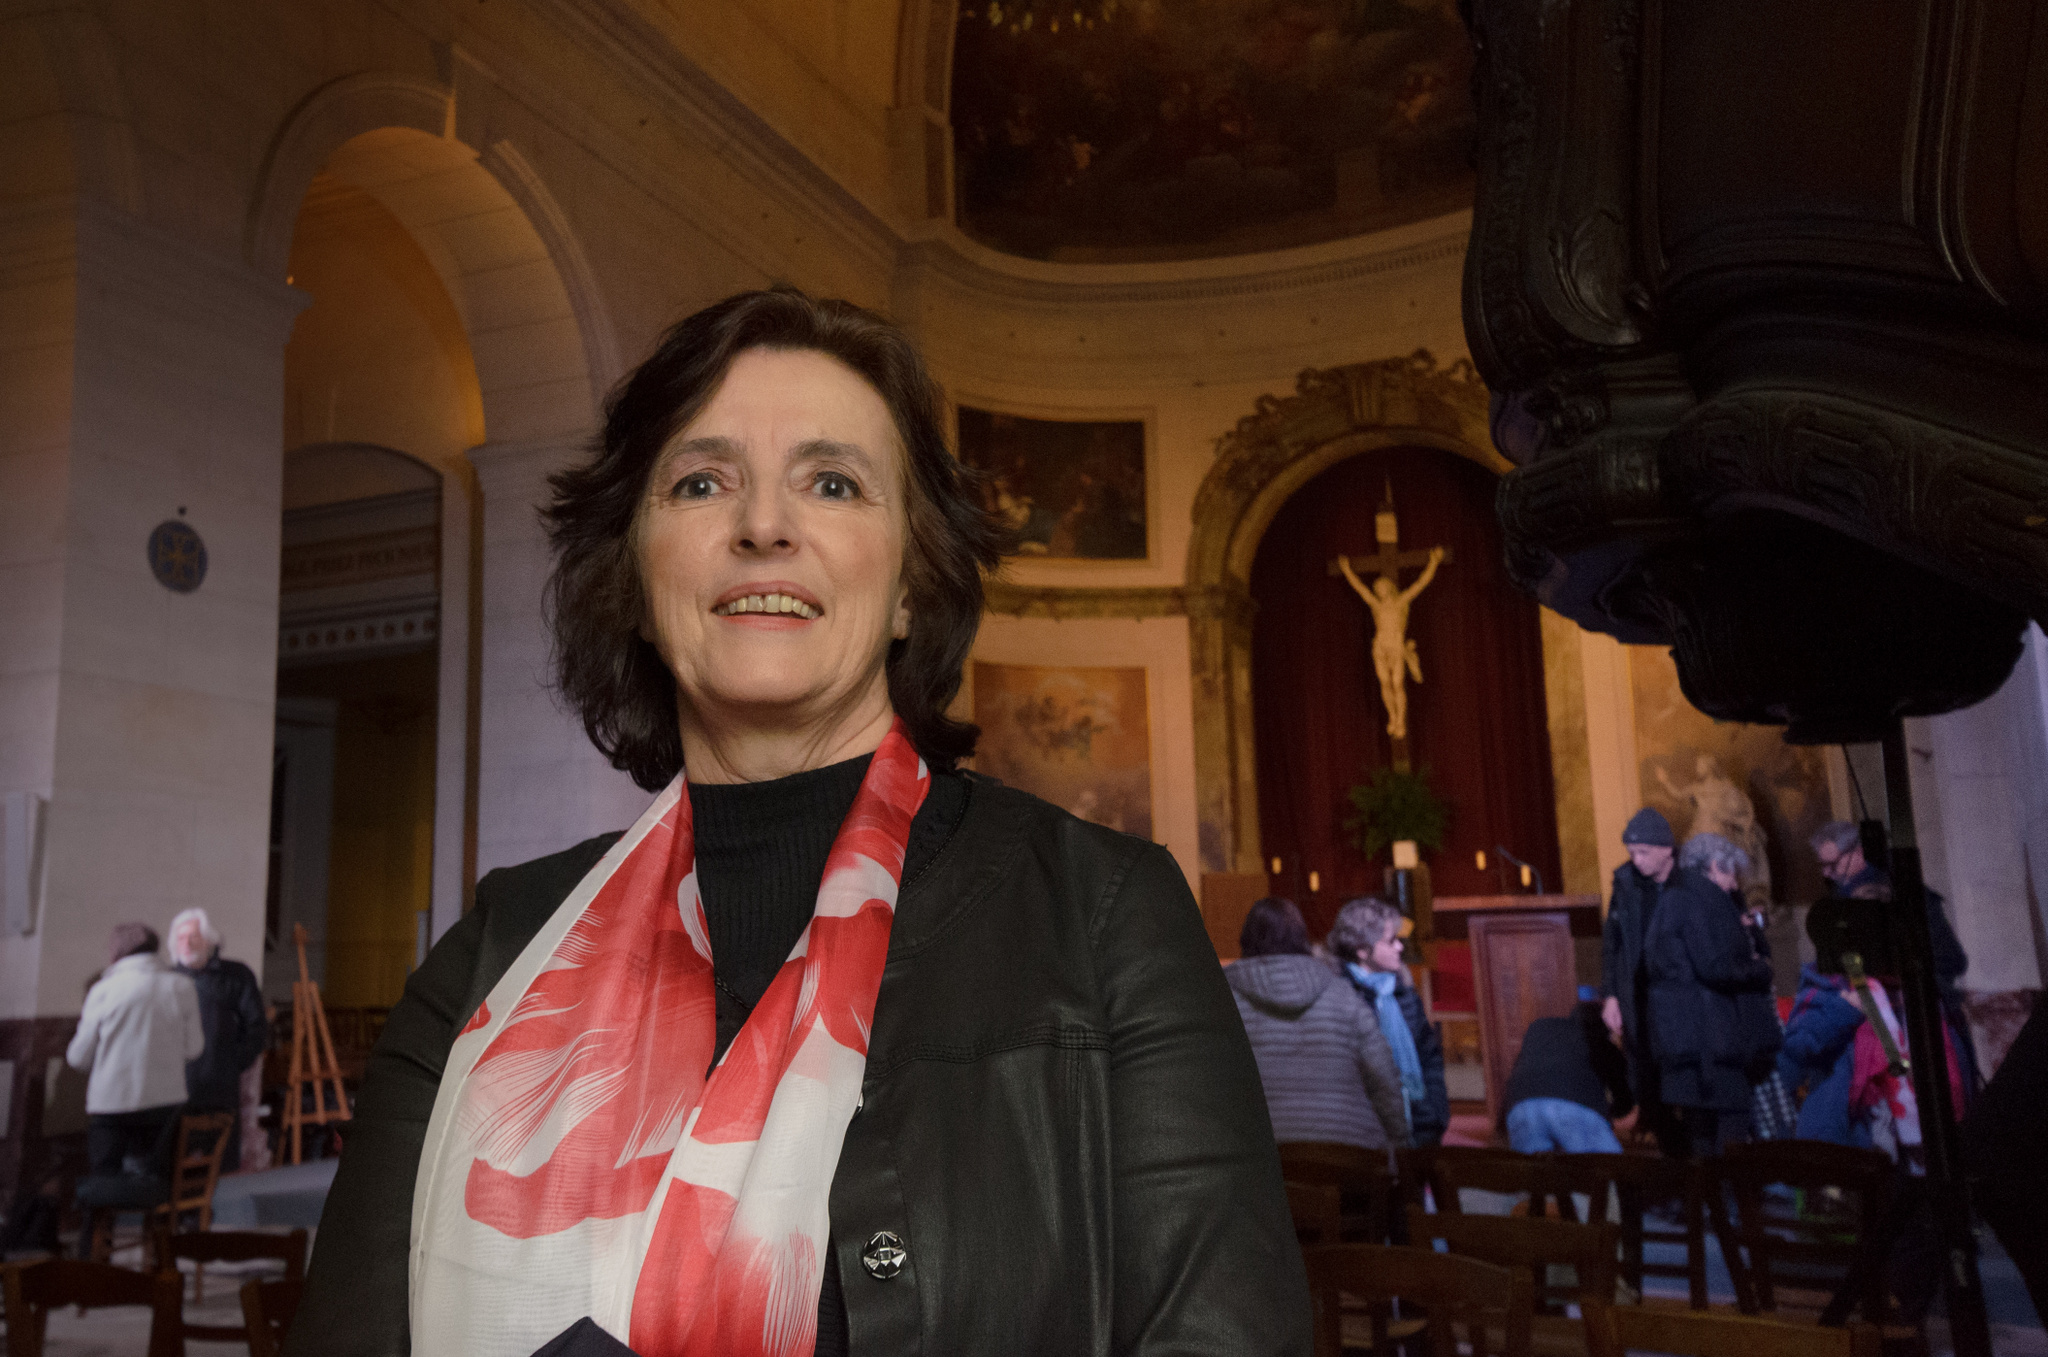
282,923 -> 350,1164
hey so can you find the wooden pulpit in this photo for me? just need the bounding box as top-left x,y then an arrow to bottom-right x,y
1430,895 -> 1600,1126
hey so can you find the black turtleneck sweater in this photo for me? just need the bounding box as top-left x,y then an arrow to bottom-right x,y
686,754 -> 967,1357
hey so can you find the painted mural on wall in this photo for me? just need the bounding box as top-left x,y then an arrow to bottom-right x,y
957,407 -> 1148,559
949,0 -> 1476,261
973,662 -> 1154,838
1630,647 -> 1833,909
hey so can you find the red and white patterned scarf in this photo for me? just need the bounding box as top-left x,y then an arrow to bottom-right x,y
411,723 -> 929,1356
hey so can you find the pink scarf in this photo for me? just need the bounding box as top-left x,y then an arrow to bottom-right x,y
410,724 -> 929,1356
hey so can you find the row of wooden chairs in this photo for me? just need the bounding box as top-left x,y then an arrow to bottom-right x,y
1,1231 -> 304,1356
1282,1138 -> 1902,1323
1298,1222 -> 1883,1357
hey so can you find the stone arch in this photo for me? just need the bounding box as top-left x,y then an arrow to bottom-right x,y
1184,352 -> 1503,874
246,71 -> 615,441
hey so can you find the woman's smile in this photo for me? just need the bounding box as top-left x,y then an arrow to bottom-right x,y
710,581 -> 825,621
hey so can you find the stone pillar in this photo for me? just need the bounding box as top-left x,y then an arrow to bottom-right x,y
469,438 -> 646,881
1907,625 -> 2048,1068
0,198 -> 304,1200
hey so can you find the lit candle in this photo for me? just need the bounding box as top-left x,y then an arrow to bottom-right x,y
1270,856 -> 1281,875
1475,850 -> 1488,872
1308,870 -> 1320,893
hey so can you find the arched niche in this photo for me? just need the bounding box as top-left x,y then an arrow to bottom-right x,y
1184,352 -> 1504,875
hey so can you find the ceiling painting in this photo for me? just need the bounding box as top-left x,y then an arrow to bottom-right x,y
950,0 -> 1475,262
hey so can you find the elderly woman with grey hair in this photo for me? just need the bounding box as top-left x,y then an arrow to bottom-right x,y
1643,832 -> 1778,1155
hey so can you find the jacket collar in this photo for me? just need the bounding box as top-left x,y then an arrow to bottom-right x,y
889,775 -> 1026,959
107,953 -> 163,977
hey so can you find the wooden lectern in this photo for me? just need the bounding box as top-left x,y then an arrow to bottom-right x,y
1430,895 -> 1600,1126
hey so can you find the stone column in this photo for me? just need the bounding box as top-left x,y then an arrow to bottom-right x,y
0,198 -> 303,1201
469,438 -> 646,881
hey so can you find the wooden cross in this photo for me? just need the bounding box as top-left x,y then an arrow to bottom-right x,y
1326,483 -> 1455,588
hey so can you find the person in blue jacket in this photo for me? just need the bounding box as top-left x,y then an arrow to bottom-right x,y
1776,962 -> 1872,1147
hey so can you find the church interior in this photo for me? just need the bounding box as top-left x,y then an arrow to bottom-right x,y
2,0 -> 2045,1352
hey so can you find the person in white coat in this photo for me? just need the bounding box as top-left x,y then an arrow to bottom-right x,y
66,922 -> 204,1182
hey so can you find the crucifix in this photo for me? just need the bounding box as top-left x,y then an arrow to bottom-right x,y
1329,483 -> 1452,771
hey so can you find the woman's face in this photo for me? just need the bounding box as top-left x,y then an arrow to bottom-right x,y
1706,862 -> 1741,894
1359,929 -> 1404,974
635,348 -> 910,741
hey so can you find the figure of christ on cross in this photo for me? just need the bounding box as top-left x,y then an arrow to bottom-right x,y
1330,502 -> 1450,761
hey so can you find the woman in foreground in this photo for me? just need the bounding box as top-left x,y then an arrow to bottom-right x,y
290,288 -> 1307,1357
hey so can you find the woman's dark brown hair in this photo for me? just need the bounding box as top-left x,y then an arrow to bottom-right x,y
545,288 -> 1008,790
1238,898 -> 1312,958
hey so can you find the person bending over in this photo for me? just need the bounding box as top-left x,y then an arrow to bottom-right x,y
1502,995 -> 1634,1154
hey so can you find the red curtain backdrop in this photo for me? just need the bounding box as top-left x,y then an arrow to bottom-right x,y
1251,446 -> 1561,942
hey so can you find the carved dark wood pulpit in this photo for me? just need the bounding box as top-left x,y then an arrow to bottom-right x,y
1461,4 -> 2044,1347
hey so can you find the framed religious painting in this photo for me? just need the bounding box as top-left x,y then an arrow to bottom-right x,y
970,661 -> 1154,840
955,404 -> 1151,562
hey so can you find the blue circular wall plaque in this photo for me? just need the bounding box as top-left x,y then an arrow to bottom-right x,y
147,520 -> 207,593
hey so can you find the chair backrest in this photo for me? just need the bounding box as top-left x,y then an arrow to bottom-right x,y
1406,1205 -> 1618,1311
1718,1141 -> 1894,1319
1597,1304 -> 1882,1357
164,1227 -> 308,1281
1407,1145 -> 1576,1218
1303,1242 -> 1534,1357
1280,1142 -> 1398,1242
1557,1152 -> 1714,1308
1286,1181 -> 1343,1246
241,1276 -> 306,1357
167,1111 -> 236,1216
1,1259 -> 183,1357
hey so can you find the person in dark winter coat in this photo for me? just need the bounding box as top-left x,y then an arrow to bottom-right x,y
1227,898 -> 1412,1151
1502,998 -> 1634,1153
1646,834 -> 1777,1155
1328,897 -> 1449,1146
1776,963 -> 1872,1148
1600,807 -> 1684,1153
170,907 -> 270,1174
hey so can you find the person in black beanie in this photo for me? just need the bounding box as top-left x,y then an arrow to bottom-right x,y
1600,807 -> 1683,1154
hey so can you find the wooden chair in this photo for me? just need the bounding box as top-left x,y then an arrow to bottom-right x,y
1406,1204 -> 1619,1314
1594,1304 -> 1882,1357
162,1228 -> 307,1347
1281,1142 -> 1399,1243
0,1258 -> 183,1357
1304,1242 -> 1534,1357
141,1110 -> 236,1293
240,1275 -> 305,1357
1717,1142 -> 1895,1322
1399,1145 -> 1576,1220
1287,1181 -> 1344,1246
1558,1152 -> 1717,1308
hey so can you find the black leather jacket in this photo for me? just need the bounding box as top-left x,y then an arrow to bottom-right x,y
290,776 -> 1310,1356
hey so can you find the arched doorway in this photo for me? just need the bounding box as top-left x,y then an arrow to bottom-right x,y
271,445 -> 445,1007
1250,446 -> 1560,939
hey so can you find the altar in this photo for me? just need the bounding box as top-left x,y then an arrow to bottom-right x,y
1417,894 -> 1602,1125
